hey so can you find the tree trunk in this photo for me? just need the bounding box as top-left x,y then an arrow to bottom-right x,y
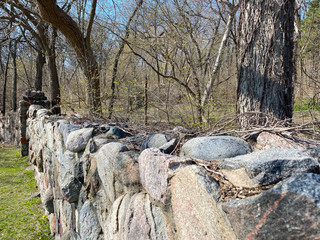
237,0 -> 296,127
11,40 -> 18,112
144,73 -> 148,125
35,0 -> 101,114
1,41 -> 11,116
35,49 -> 45,91
47,27 -> 60,109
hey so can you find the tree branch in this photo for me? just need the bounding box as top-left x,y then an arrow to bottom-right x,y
125,40 -> 196,98
85,0 -> 97,43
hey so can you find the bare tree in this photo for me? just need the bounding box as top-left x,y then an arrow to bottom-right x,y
11,38 -> 18,111
35,0 -> 102,114
201,1 -> 239,119
35,42 -> 45,91
0,0 -> 61,107
108,0 -> 144,120
119,0 -> 235,125
1,40 -> 11,116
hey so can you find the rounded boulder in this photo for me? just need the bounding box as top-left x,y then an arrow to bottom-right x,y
180,136 -> 252,161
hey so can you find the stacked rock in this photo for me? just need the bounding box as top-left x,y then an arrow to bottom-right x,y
19,90 -> 50,156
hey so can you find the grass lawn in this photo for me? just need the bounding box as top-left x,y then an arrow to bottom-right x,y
0,147 -> 53,240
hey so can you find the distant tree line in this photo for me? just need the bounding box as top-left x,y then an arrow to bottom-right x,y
0,0 -> 318,128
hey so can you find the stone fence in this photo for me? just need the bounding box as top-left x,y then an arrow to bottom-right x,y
0,112 -> 19,144
0,91 -> 49,152
1,91 -> 319,239
23,100 -> 320,240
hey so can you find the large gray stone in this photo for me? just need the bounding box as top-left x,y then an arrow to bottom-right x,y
42,147 -> 54,187
130,193 -> 175,240
104,193 -> 174,240
28,105 -> 43,118
256,131 -> 307,150
52,157 -> 62,199
36,108 -> 50,117
92,189 -> 109,230
123,193 -> 151,240
60,230 -> 79,240
58,123 -> 81,145
75,160 -> 85,184
58,151 -> 82,203
60,200 -> 76,232
83,121 -> 101,129
53,199 -> 62,235
35,148 -> 43,172
180,136 -> 252,161
125,134 -> 147,146
77,187 -> 88,216
45,122 -> 55,151
220,148 -> 319,187
141,133 -> 170,149
54,121 -> 64,146
79,200 -> 102,240
105,126 -> 131,139
93,137 -> 115,148
114,151 -> 141,193
95,142 -> 128,204
159,138 -> 177,154
221,173 -> 320,240
305,148 -> 320,163
66,128 -> 94,153
61,176 -> 82,203
104,193 -> 132,240
48,213 -> 56,235
256,132 -> 320,151
43,188 -> 54,214
58,150 -> 77,176
82,155 -> 96,191
33,117 -> 46,137
139,148 -> 192,203
141,133 -> 176,154
171,165 -> 236,240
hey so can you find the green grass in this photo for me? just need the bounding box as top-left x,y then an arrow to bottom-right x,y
0,147 -> 53,240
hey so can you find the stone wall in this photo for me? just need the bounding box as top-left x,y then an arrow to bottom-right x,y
0,112 -> 19,144
20,90 -> 50,156
25,104 -> 320,240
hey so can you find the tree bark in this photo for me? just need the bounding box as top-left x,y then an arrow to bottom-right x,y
47,27 -> 60,108
11,40 -> 18,112
144,73 -> 148,125
1,41 -> 11,116
35,48 -> 45,91
35,0 -> 101,114
237,0 -> 296,127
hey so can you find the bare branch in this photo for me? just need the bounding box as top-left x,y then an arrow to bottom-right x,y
85,0 -> 97,43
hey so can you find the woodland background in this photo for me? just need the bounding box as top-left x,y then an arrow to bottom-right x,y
0,0 -> 319,129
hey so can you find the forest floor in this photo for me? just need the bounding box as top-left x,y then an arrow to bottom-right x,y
0,147 -> 53,240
